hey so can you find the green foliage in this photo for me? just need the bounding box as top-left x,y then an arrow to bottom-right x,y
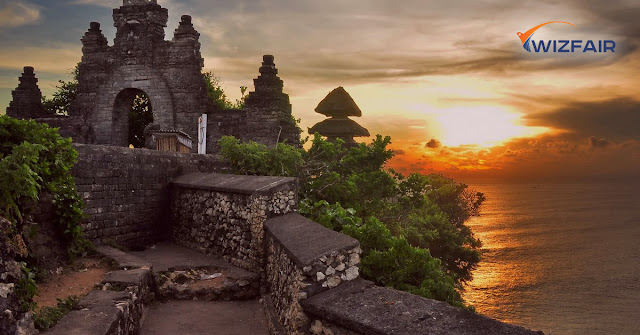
298,199 -> 361,232
301,134 -> 397,219
42,66 -> 78,116
0,142 -> 45,223
218,136 -> 303,176
217,133 -> 484,308
15,262 -> 38,312
0,116 -> 89,258
341,216 -> 393,253
34,295 -> 81,330
203,71 -> 247,110
362,237 -> 465,308
128,94 -> 153,148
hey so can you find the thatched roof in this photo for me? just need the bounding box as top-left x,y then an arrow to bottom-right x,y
308,118 -> 370,137
315,87 -> 362,117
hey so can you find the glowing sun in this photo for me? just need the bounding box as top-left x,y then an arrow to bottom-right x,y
434,106 -> 549,147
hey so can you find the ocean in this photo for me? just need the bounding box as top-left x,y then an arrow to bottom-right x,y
462,183 -> 640,335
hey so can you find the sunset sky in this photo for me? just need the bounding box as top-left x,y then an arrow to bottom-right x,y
1,0 -> 639,183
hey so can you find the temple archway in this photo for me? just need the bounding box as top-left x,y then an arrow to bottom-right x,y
112,88 -> 153,147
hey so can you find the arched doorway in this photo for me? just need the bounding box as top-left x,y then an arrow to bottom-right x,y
112,88 -> 153,147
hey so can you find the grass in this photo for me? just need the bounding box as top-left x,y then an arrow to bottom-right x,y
33,295 -> 81,330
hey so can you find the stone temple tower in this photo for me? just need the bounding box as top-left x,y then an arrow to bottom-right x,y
5,66 -> 47,119
244,55 -> 300,146
69,0 -> 212,148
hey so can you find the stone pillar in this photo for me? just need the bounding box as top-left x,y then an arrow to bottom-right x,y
244,55 -> 300,147
5,66 -> 47,119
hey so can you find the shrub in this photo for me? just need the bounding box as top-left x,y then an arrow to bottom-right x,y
0,116 -> 89,258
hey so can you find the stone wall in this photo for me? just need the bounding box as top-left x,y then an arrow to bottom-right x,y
72,144 -> 223,246
206,109 -> 247,153
170,173 -> 297,274
264,213 -> 361,334
0,217 -> 37,335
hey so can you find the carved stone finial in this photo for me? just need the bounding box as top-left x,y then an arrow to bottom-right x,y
173,14 -> 199,41
263,55 -> 274,65
90,22 -> 100,31
122,0 -> 157,6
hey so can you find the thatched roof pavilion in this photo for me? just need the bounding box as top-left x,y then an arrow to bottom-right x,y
309,87 -> 370,146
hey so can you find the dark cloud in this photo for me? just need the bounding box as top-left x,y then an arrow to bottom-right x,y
525,97 -> 640,140
588,136 -> 613,149
425,138 -> 441,148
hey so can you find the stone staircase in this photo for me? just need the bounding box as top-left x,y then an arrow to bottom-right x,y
43,243 -> 269,335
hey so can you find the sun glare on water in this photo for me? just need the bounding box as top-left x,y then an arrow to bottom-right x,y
434,106 -> 549,147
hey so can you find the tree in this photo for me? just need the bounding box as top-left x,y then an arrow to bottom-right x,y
128,93 -> 153,148
203,71 -> 247,110
42,66 -> 78,116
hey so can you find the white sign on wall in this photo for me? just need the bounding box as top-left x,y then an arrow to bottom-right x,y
198,114 -> 207,154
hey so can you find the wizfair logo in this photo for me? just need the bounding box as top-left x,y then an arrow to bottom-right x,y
517,21 -> 616,53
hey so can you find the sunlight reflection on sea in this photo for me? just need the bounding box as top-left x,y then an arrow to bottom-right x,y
461,183 -> 640,335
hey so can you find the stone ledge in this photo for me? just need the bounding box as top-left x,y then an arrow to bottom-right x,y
264,213 -> 359,267
44,289 -> 145,335
171,172 -> 297,195
95,245 -> 152,270
73,143 -> 222,162
79,290 -> 131,308
44,305 -> 122,335
301,279 -> 545,335
102,268 -> 152,288
45,267 -> 154,335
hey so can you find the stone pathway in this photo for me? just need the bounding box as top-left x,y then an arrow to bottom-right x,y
126,242 -> 269,334
141,300 -> 269,335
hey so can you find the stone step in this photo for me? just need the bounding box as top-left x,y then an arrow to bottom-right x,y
95,245 -> 152,270
128,242 -> 260,301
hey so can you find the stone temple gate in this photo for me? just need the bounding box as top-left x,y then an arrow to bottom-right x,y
6,0 -> 300,152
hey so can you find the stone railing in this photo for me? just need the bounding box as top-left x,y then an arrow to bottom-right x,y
264,213 -> 361,334
170,173 -> 298,275
301,279 -> 544,335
